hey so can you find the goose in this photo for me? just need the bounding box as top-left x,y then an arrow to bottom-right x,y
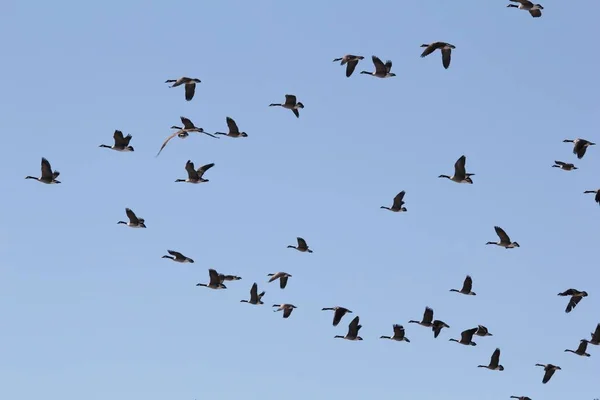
196,268 -> 227,289
486,226 -> 520,249
449,328 -> 478,346
162,250 -> 194,263
565,339 -> 591,357
380,324 -> 410,342
267,272 -> 292,289
381,190 -> 407,212
156,116 -> 218,157
117,208 -> 146,228
214,117 -> 248,138
360,55 -> 396,78
478,348 -> 504,371
450,275 -> 476,295
218,273 -> 242,283
420,42 -> 456,69
475,325 -> 493,337
165,77 -> 201,101
510,397 -> 532,400
552,160 -> 577,171
175,160 -> 215,183
332,54 -> 364,77
584,189 -> 600,205
564,138 -> 596,159
240,282 -> 265,305
507,0 -> 544,18
439,155 -> 474,184
26,157 -> 61,184
272,303 -> 297,318
408,307 -> 434,328
99,130 -> 134,152
558,288 -> 588,313
589,323 -> 600,345
322,306 -> 352,326
269,94 -> 304,118
535,363 -> 561,384
432,320 -> 450,338
287,237 -> 313,253
334,316 -> 363,341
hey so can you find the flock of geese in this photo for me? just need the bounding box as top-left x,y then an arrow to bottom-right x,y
21,2 -> 598,399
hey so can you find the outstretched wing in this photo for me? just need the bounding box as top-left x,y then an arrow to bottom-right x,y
126,208 -> 139,224
494,226 -> 511,243
372,55 -> 386,75
346,60 -> 359,77
197,163 -> 215,178
442,48 -> 452,69
392,191 -> 406,209
566,296 -> 583,313
157,131 -> 178,157
185,160 -> 200,180
41,157 -> 53,180
226,117 -> 240,134
185,82 -> 196,101
462,275 -> 473,293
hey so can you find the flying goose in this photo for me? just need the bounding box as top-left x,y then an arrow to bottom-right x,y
287,237 -> 313,253
165,77 -> 201,101
450,275 -> 476,295
510,397 -> 532,400
420,42 -> 456,69
432,320 -> 450,338
99,130 -> 134,152
486,226 -> 520,249
240,282 -> 265,305
584,189 -> 600,205
449,328 -> 478,346
322,306 -> 352,326
507,0 -> 544,17
565,339 -> 591,357
478,348 -> 504,371
196,268 -> 227,289
162,250 -> 194,263
156,116 -> 218,157
334,316 -> 363,341
360,55 -> 396,78
381,190 -> 407,212
214,117 -> 248,138
475,325 -> 493,337
558,288 -> 588,313
564,138 -> 596,159
408,307 -> 434,328
552,160 -> 577,171
267,272 -> 292,289
269,95 -> 304,118
218,273 -> 242,283
439,155 -> 474,184
117,208 -> 146,228
535,363 -> 561,384
332,54 -> 364,77
26,157 -> 61,184
272,303 -> 297,318
590,323 -> 600,345
380,324 -> 410,342
175,160 -> 215,184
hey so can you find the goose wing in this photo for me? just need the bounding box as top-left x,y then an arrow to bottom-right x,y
529,8 -> 542,17
284,94 -> 297,107
184,82 -> 196,101
384,60 -> 392,73
554,160 -> 566,166
348,316 -> 360,336
441,47 -> 452,69
297,237 -> 308,249
292,108 -> 300,118
157,131 -> 178,156
453,155 -> 467,179
268,272 -> 283,282
167,250 -> 185,259
542,367 -> 556,384
494,226 -> 511,243
180,116 -> 195,130
197,163 -> 215,178
477,325 -> 489,335
208,268 -> 221,286
393,324 -> 405,338
566,296 -> 583,313
576,340 -> 588,353
346,60 -> 359,77
461,328 -> 477,342
574,140 -> 588,159
462,275 -> 473,292
41,157 -> 54,180
185,160 -> 200,180
593,323 -> 600,340
125,208 -> 140,224
333,307 -> 347,326
490,348 -> 501,368
372,55 -> 386,75
279,274 -> 289,289
423,307 -> 434,324
283,306 -> 293,318
113,130 -> 126,147
249,282 -> 259,302
392,191 -> 406,209
420,42 -> 442,58
226,117 -> 240,135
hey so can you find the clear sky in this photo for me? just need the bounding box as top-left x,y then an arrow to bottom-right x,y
1,1 -> 599,399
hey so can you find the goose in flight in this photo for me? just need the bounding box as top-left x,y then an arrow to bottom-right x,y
214,117 -> 248,138
420,42 -> 456,69
165,77 -> 201,101
269,94 -> 304,118
432,320 -> 450,338
449,328 -> 478,346
360,55 -> 396,78
486,226 -> 520,249
175,161 -> 215,184
380,324 -> 410,342
117,208 -> 146,228
381,190 -> 407,212
408,307 -> 434,328
196,269 -> 227,289
332,54 -> 364,77
334,316 -> 363,341
162,250 -> 194,263
26,157 -> 61,184
287,237 -> 313,253
478,348 -> 504,371
589,323 -> 600,345
507,1 -> 544,18
322,306 -> 352,326
240,283 -> 265,305
552,160 -> 577,171
535,363 -> 561,384
156,116 -> 218,157
557,288 -> 588,313
565,339 -> 591,357
563,138 -> 596,159
439,155 -> 474,183
272,304 -> 297,318
267,272 -> 292,289
450,275 -> 476,295
99,130 -> 134,152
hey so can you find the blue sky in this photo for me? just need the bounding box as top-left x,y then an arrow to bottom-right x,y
1,1 -> 599,399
